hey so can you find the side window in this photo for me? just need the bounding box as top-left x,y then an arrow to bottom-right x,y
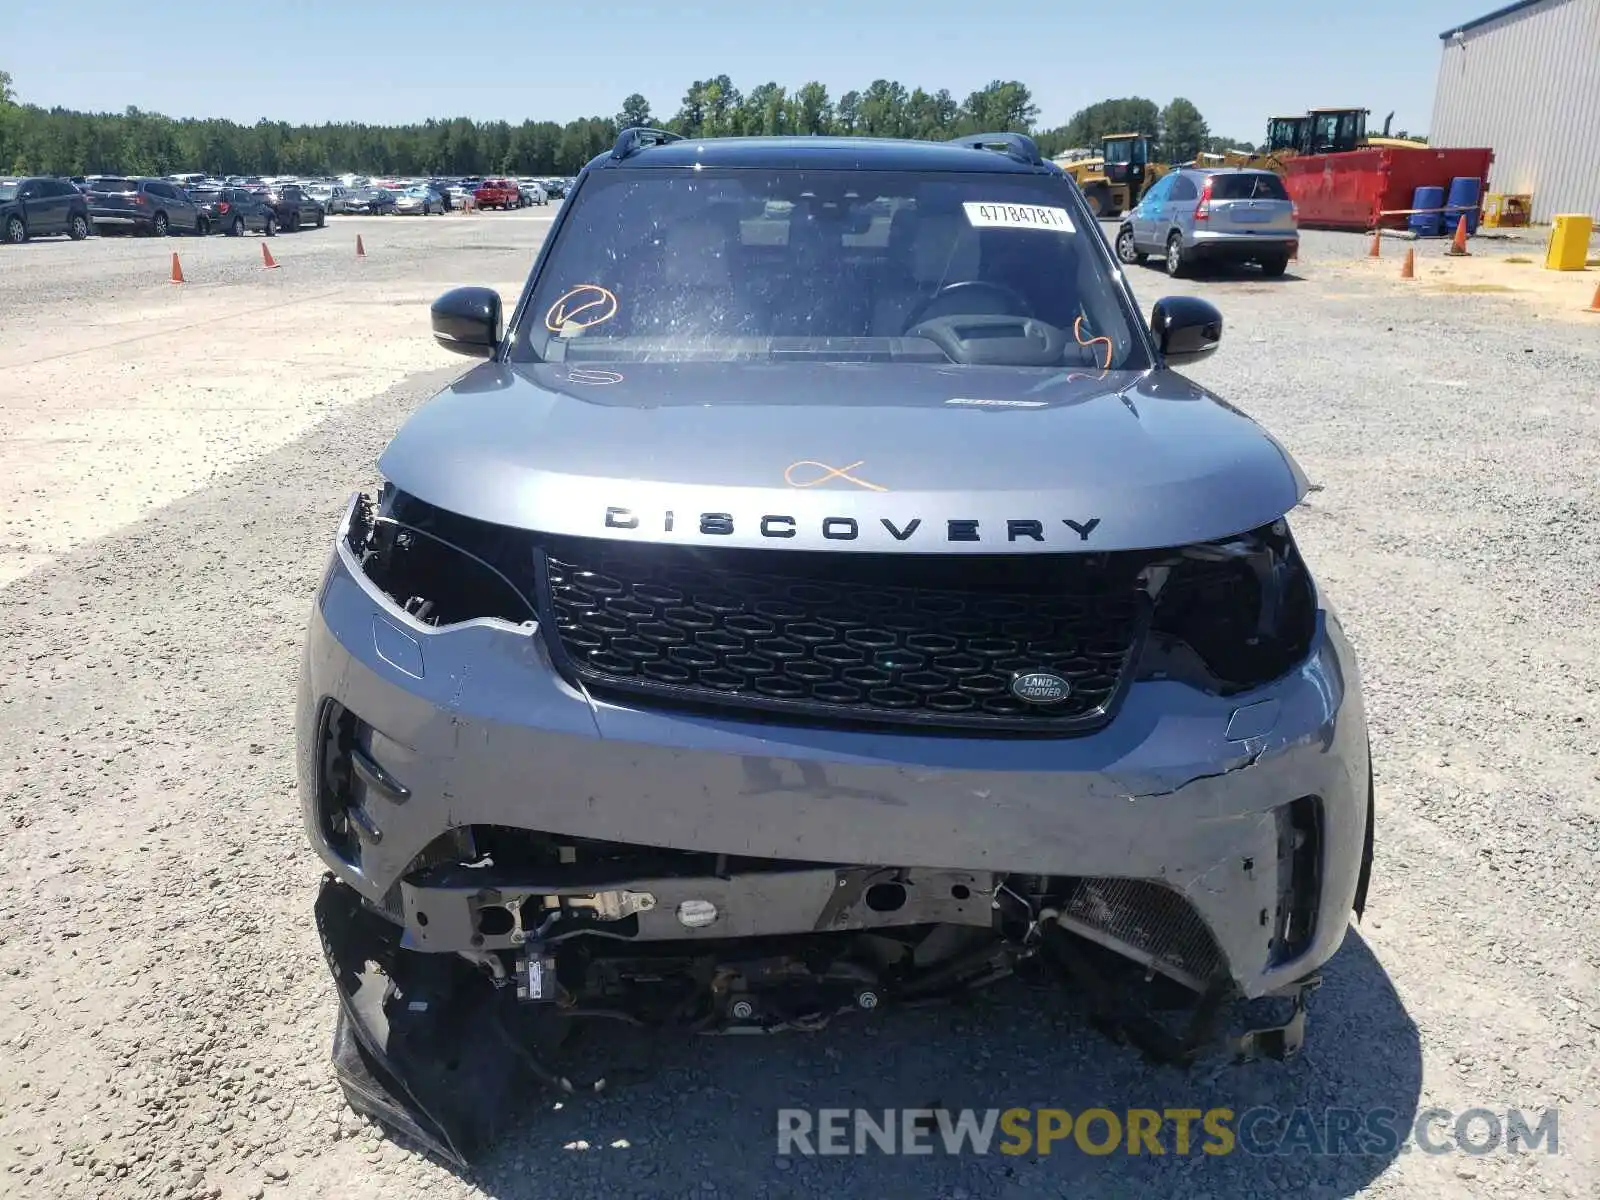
1169,176 -> 1198,202
146,182 -> 171,199
18,180 -> 40,199
1142,176 -> 1173,206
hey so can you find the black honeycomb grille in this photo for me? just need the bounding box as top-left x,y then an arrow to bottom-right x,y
537,540 -> 1152,733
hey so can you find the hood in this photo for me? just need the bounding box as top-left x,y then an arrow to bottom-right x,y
377,361 -> 1308,554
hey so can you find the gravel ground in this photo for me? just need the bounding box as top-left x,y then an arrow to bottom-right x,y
0,217 -> 1597,1200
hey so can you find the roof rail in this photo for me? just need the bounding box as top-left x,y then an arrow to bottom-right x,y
611,127 -> 685,160
945,131 -> 1043,166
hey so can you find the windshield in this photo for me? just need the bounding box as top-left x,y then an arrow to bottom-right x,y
514,168 -> 1146,370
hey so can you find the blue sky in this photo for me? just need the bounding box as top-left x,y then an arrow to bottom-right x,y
2,0 -> 1477,138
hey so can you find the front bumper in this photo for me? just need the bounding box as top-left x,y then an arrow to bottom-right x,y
297,498 -> 1370,1001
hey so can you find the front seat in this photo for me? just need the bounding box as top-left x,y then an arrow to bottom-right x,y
871,210 -> 981,335
634,210 -> 744,337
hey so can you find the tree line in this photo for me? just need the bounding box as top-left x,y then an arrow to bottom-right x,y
0,67 -> 1260,178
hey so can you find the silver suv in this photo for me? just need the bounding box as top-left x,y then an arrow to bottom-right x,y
1116,167 -> 1298,277
299,129 -> 1370,1166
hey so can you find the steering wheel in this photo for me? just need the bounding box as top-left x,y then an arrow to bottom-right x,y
907,280 -> 1035,329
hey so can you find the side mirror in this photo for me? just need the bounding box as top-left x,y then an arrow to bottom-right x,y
431,287 -> 502,358
1150,296 -> 1223,365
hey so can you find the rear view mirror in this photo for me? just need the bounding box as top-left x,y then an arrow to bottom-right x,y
431,287 -> 502,357
1149,296 -> 1223,366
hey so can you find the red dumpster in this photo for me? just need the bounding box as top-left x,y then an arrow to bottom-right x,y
1283,146 -> 1494,231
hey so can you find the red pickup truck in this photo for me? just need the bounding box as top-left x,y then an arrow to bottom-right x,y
472,179 -> 521,210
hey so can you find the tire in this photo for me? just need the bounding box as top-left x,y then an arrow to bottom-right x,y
229,216 -> 244,237
1164,232 -> 1188,278
316,210 -> 325,228
1260,252 -> 1290,277
68,214 -> 89,241
1084,184 -> 1112,220
1115,226 -> 1145,266
153,211 -> 170,237
264,216 -> 276,237
3,214 -> 25,244
195,217 -> 210,237
288,212 -> 301,233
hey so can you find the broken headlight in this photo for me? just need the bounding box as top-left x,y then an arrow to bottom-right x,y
347,484 -> 537,626
1139,520 -> 1316,694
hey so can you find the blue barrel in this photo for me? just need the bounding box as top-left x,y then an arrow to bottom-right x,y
1409,186 -> 1445,237
1445,175 -> 1482,234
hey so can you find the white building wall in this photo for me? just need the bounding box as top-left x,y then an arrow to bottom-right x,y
1431,0 -> 1600,223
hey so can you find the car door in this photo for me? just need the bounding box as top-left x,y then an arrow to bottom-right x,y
1131,174 -> 1173,250
166,182 -> 200,231
1165,175 -> 1198,246
17,180 -> 59,235
41,180 -> 75,234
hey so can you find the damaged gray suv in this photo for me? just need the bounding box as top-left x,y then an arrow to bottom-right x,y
297,128 -> 1374,1164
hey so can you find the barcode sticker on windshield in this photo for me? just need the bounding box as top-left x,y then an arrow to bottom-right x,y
962,202 -> 1076,233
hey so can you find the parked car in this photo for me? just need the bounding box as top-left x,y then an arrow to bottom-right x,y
394,186 -> 445,215
541,177 -> 567,199
257,183 -> 325,232
1115,167 -> 1298,277
305,183 -> 351,213
0,176 -> 94,243
425,180 -> 455,211
300,131 -> 1372,1164
86,177 -> 205,236
473,178 -> 521,209
516,178 -> 548,206
188,186 -> 278,236
342,187 -> 399,216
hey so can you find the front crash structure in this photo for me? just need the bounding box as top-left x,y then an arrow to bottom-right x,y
315,825 -> 1329,1170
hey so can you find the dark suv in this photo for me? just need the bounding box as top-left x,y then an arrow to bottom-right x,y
188,186 -> 279,237
258,183 -> 326,232
300,128 -> 1373,1167
86,177 -> 205,236
0,177 -> 93,243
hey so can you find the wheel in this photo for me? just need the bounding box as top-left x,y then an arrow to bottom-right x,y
264,216 -> 276,237
288,212 -> 301,233
1115,226 -> 1145,266
1260,252 -> 1290,277
229,216 -> 244,237
316,210 -> 325,228
153,211 -> 170,237
1084,184 -> 1112,220
68,214 -> 89,241
195,217 -> 210,236
1165,232 -> 1188,278
3,214 -> 25,244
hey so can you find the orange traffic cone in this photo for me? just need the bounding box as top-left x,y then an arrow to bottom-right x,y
1400,247 -> 1415,279
261,242 -> 279,270
1447,215 -> 1470,256
1368,231 -> 1381,258
356,234 -> 365,258
1585,282 -> 1600,313
169,252 -> 185,284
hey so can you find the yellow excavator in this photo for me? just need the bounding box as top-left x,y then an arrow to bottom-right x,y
1223,108 -> 1428,172
1060,132 -> 1171,219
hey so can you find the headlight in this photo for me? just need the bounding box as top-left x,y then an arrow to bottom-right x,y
347,485 -> 536,627
1138,520 -> 1316,693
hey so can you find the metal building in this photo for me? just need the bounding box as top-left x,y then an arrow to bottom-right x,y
1430,0 -> 1600,223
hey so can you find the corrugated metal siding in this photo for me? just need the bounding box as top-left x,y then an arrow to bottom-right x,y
1431,0 -> 1600,223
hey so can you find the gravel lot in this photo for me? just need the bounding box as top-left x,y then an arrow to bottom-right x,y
0,213 -> 1596,1200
